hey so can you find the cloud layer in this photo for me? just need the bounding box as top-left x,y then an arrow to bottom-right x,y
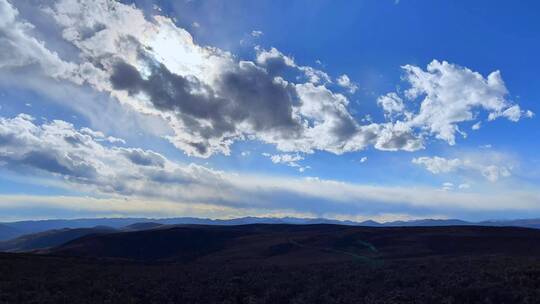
0,0 -> 531,159
0,113 -> 538,220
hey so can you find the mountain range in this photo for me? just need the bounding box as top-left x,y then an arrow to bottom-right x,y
0,216 -> 540,247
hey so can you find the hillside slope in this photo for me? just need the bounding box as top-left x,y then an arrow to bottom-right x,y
51,224 -> 540,265
0,227 -> 116,252
0,224 -> 21,241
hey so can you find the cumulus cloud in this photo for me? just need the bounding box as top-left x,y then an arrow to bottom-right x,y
80,127 -> 125,144
0,0 -> 531,160
336,74 -> 358,93
109,58 -> 302,156
0,0 -> 79,80
412,156 -> 462,174
255,47 -> 331,84
412,155 -> 513,182
262,152 -> 310,172
255,47 -> 296,74
0,113 -> 229,202
382,60 -> 534,145
377,93 -> 406,119
120,148 -> 165,168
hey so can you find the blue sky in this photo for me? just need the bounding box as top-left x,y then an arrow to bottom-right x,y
0,0 -> 538,222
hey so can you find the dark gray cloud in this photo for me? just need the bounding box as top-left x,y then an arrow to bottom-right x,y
328,110 -> 358,141
2,150 -> 97,180
120,148 -> 165,168
63,133 -> 88,146
217,62 -> 300,133
110,58 -> 302,156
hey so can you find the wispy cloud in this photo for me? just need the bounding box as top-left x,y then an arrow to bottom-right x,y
412,152 -> 514,182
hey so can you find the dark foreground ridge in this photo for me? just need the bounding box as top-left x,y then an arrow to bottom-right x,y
49,224 -> 540,263
2,224 -> 540,303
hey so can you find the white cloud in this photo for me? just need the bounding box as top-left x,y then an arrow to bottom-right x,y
267,153 -> 304,164
412,156 -> 461,174
360,156 -> 368,163
251,30 -> 263,38
104,136 -> 126,144
488,105 -> 534,122
412,155 -> 513,182
297,166 -> 311,173
381,60 -> 533,145
472,121 -> 481,130
336,74 -> 358,93
255,47 -> 331,84
0,1 -> 531,160
255,47 -> 296,70
481,165 -> 511,183
0,0 -> 79,81
377,92 -> 406,119
500,105 -> 522,122
262,152 -> 309,172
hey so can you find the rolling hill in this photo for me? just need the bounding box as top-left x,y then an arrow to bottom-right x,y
0,224 -> 21,241
50,224 -> 540,264
0,226 -> 117,252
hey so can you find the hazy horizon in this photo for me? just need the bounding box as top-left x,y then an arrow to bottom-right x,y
2,215 -> 540,225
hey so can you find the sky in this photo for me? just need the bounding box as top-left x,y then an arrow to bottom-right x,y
0,0 -> 539,222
